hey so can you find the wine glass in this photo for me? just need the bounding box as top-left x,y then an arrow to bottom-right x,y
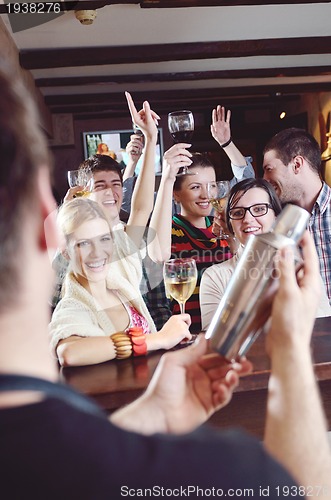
168,110 -> 195,176
207,180 -> 232,240
163,258 -> 197,313
67,168 -> 93,197
132,122 -> 145,145
163,258 -> 197,346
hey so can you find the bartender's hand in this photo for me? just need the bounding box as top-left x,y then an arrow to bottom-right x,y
266,231 -> 320,356
111,336 -> 252,435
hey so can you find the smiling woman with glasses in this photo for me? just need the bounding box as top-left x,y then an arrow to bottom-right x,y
50,198 -> 192,367
200,178 -> 282,330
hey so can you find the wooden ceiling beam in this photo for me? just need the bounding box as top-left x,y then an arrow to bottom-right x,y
0,1 -> 139,14
141,0 -> 331,6
35,66 -> 331,88
51,93 -> 299,116
45,82 -> 330,107
20,36 -> 331,70
2,0 -> 328,13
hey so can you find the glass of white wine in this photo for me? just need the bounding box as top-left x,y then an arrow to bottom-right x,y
67,168 -> 93,197
207,180 -> 231,240
163,258 -> 197,315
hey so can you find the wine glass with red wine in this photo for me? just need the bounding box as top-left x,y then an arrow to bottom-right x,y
168,110 -> 195,176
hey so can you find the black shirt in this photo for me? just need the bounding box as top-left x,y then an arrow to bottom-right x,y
0,395 -> 300,499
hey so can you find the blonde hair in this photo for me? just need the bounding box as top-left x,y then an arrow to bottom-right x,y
57,198 -> 110,243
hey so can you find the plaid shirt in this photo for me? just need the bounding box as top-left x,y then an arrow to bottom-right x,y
141,255 -> 172,331
50,251 -> 68,310
309,182 -> 331,304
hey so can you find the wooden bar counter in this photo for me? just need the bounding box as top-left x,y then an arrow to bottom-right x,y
60,316 -> 331,439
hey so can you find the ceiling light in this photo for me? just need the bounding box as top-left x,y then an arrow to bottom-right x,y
74,10 -> 97,25
279,111 -> 286,120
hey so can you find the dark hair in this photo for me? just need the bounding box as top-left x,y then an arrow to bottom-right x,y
226,178 -> 282,235
263,127 -> 321,175
173,152 -> 215,191
80,154 -> 123,184
0,65 -> 50,311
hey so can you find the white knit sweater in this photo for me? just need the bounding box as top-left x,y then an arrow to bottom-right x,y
49,269 -> 156,355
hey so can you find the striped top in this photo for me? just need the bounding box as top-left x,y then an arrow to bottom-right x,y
171,214 -> 232,333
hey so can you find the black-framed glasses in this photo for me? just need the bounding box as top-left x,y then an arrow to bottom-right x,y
229,203 -> 273,220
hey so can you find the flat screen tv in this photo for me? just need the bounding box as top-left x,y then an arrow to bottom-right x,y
82,128 -> 164,175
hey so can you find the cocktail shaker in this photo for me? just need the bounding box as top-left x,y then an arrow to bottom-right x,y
205,204 -> 309,361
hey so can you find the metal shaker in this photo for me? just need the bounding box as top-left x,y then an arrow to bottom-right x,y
205,204 -> 309,361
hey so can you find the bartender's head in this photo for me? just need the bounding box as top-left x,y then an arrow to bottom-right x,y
0,65 -> 56,313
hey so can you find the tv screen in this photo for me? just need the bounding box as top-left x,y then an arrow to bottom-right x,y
82,128 -> 164,175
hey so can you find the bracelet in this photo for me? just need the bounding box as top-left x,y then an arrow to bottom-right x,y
127,327 -> 147,357
110,332 -> 133,360
220,137 -> 232,148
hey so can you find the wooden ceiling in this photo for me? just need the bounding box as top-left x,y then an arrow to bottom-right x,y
3,0 -> 331,118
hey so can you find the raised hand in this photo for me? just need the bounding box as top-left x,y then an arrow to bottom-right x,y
125,91 -> 160,141
211,105 -> 231,146
63,186 -> 85,202
126,134 -> 144,160
162,143 -> 193,181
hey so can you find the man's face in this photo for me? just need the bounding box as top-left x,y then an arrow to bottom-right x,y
263,149 -> 301,204
89,170 -> 123,223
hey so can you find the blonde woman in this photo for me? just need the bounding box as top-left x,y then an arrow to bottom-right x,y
50,199 -> 191,367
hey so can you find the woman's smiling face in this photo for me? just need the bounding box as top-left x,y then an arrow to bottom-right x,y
230,187 -> 276,245
173,166 -> 216,222
67,218 -> 113,283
